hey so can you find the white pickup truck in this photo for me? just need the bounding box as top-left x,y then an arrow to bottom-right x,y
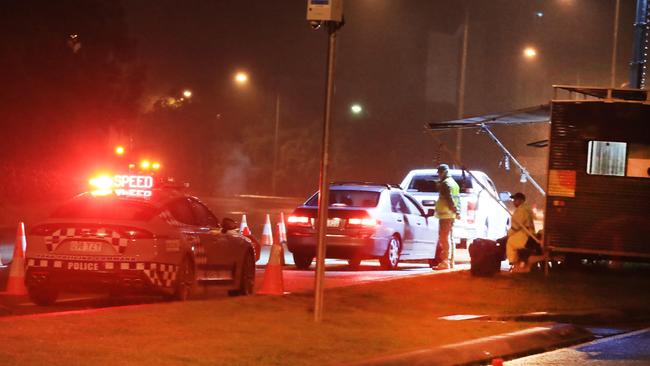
400,169 -> 511,247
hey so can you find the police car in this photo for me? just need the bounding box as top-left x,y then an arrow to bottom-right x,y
25,174 -> 256,305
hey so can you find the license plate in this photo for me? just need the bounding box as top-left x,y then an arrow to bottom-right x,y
327,218 -> 341,228
69,241 -> 104,253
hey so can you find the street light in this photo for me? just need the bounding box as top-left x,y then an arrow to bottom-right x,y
523,46 -> 538,59
234,71 -> 249,85
115,145 -> 125,156
182,89 -> 192,99
350,103 -> 363,115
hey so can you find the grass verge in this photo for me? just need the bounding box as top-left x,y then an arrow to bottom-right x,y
0,267 -> 649,365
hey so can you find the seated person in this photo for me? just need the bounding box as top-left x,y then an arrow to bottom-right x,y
506,192 -> 536,271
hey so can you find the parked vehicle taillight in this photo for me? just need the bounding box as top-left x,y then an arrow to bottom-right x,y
466,200 -> 477,224
287,215 -> 311,227
30,224 -> 61,236
347,218 -> 379,227
120,228 -> 154,239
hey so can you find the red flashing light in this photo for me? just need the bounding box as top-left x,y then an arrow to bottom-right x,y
115,146 -> 125,155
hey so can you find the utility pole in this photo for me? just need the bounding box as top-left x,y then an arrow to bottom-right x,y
307,0 -> 344,323
456,4 -> 469,166
272,94 -> 280,195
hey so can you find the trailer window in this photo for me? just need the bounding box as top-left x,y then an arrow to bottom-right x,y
587,141 -> 626,176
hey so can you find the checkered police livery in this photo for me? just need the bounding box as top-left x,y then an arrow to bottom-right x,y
44,227 -> 129,254
26,258 -> 178,288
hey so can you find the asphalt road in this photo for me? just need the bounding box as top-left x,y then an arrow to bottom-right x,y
505,328 -> 650,365
0,246 -> 467,318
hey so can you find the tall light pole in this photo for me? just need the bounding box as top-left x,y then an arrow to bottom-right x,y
456,4 -> 470,166
272,94 -> 280,195
233,71 -> 281,195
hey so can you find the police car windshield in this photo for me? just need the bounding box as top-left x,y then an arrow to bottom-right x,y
306,190 -> 380,207
408,174 -> 473,193
51,196 -> 158,221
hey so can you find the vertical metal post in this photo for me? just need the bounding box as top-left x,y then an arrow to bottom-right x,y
456,5 -> 469,165
630,0 -> 649,89
314,21 -> 338,323
272,94 -> 280,195
611,0 -> 621,88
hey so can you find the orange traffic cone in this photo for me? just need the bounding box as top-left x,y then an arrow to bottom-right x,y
4,222 -> 28,295
257,241 -> 287,295
277,212 -> 287,243
261,214 -> 273,246
242,226 -> 251,236
239,214 -> 250,234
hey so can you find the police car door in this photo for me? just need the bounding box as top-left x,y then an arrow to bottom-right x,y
187,198 -> 234,282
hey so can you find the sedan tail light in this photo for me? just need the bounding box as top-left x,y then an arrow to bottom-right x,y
466,199 -> 477,224
347,217 -> 379,228
287,215 -> 312,227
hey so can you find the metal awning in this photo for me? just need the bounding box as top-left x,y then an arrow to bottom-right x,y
427,104 -> 550,131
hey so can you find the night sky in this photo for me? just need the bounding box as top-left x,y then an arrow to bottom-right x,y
0,0 -> 638,205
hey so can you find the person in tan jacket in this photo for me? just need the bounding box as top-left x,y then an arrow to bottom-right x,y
506,192 -> 536,270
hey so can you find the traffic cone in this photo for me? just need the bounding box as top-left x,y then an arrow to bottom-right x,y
261,214 -> 273,246
242,226 -> 251,237
277,212 -> 287,243
239,214 -> 250,234
257,241 -> 286,295
3,222 -> 28,295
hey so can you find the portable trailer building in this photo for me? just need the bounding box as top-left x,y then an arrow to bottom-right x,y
545,86 -> 650,262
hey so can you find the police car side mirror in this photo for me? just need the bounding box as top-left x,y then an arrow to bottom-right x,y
426,208 -> 435,217
221,217 -> 238,233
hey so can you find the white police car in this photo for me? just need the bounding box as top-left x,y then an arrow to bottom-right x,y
25,174 -> 256,305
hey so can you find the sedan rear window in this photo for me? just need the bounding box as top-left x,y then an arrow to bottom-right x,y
51,196 -> 158,221
406,174 -> 473,193
305,190 -> 380,208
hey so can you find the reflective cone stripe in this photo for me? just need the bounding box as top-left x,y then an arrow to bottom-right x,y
239,214 -> 250,234
4,222 -> 27,295
278,212 -> 287,243
257,243 -> 285,295
261,214 -> 273,246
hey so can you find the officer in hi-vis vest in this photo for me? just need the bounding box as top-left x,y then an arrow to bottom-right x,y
434,164 -> 460,270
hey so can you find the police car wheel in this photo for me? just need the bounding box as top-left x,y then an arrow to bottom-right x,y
293,253 -> 313,270
28,286 -> 58,306
171,256 -> 195,301
228,251 -> 255,296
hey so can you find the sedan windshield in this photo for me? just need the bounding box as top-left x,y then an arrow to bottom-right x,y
51,195 -> 158,221
305,190 -> 380,208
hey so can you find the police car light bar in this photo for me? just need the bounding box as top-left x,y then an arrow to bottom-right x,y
89,174 -> 154,198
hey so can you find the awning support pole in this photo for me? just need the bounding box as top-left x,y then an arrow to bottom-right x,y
479,124 -> 546,197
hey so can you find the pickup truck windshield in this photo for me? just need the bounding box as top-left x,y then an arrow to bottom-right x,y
406,174 -> 473,193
